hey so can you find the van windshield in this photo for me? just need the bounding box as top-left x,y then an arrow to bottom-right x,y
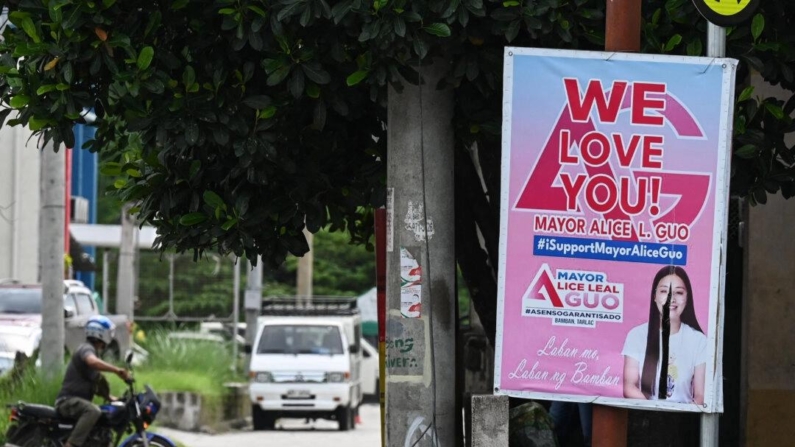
257,325 -> 344,355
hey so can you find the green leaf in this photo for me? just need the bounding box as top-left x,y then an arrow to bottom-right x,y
738,86 -> 754,103
179,213 -> 207,226
10,95 -> 30,109
137,46 -> 155,70
36,85 -> 58,95
734,144 -> 757,159
190,160 -> 201,178
751,14 -> 764,41
242,95 -> 272,109
306,83 -> 320,99
267,66 -> 292,86
248,5 -> 267,17
183,66 -> 196,88
394,17 -> 406,37
100,162 -> 122,176
502,0 -> 519,5
20,16 -> 41,43
664,34 -> 682,52
424,23 -> 452,37
28,116 -> 49,131
258,106 -> 277,118
764,102 -> 785,120
221,218 -> 239,231
203,190 -> 227,210
346,70 -> 369,86
301,64 -> 331,85
113,179 -> 127,189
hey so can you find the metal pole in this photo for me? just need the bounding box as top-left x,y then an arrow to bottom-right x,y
591,1 -> 641,445
102,249 -> 110,314
232,256 -> 241,373
168,254 -> 175,319
701,21 -> 726,447
39,141 -> 65,376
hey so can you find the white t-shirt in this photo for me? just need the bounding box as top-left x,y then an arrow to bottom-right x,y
621,322 -> 708,403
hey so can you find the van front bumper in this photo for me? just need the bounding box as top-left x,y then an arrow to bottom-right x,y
249,382 -> 351,412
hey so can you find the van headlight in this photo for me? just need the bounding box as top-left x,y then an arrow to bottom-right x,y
326,373 -> 347,383
252,372 -> 273,383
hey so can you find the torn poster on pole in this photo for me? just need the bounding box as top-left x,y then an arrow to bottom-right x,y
494,48 -> 737,413
400,247 -> 422,318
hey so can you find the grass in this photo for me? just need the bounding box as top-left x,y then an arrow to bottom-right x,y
0,331 -> 246,444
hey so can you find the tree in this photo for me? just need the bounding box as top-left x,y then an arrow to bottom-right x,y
1,0 -> 794,353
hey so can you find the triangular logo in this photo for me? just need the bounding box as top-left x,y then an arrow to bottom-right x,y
522,264 -> 564,308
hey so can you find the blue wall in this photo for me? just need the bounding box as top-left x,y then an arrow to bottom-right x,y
71,124 -> 98,290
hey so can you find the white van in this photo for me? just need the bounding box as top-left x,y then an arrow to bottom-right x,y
248,299 -> 363,431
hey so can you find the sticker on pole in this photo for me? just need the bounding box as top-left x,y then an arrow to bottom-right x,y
494,47 -> 737,413
692,0 -> 760,26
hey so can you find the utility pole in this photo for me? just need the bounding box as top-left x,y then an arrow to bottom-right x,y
116,202 -> 135,319
39,141 -> 65,375
232,256 -> 241,372
701,21 -> 726,447
385,59 -> 456,446
296,228 -> 314,305
244,257 -> 263,361
591,0 -> 641,446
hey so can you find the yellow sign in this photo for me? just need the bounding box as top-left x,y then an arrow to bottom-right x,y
693,0 -> 760,26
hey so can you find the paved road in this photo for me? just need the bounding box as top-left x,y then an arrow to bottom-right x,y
157,404 -> 382,447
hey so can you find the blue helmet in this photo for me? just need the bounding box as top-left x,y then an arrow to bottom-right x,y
86,315 -> 115,345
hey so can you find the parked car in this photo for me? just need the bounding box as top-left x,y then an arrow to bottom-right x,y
0,280 -> 131,359
0,352 -> 14,377
166,331 -> 228,344
360,338 -> 380,399
0,324 -> 41,358
199,322 -> 246,346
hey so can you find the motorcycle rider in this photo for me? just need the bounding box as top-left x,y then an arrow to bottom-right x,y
55,316 -> 130,447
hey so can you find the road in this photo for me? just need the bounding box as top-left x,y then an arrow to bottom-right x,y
156,404 -> 382,447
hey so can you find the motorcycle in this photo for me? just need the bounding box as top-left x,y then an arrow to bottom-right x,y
4,352 -> 173,447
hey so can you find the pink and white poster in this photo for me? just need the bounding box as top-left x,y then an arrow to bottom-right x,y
494,48 -> 737,413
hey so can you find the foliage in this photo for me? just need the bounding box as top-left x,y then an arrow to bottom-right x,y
0,363 -> 62,445
0,0 -> 794,283
94,227 -> 375,319
121,331 -> 242,394
264,227 -> 376,297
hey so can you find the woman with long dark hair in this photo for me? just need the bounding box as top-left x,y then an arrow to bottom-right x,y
621,266 -> 708,404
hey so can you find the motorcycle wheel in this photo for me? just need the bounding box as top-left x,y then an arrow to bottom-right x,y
15,428 -> 62,447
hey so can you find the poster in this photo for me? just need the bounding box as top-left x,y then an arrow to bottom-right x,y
494,48 -> 737,413
400,247 -> 422,318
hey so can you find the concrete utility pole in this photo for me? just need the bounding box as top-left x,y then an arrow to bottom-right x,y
296,228 -> 314,305
116,202 -> 135,318
244,257 -> 263,360
232,256 -> 241,372
39,142 -> 65,374
385,59 -> 456,446
592,0 -> 641,445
